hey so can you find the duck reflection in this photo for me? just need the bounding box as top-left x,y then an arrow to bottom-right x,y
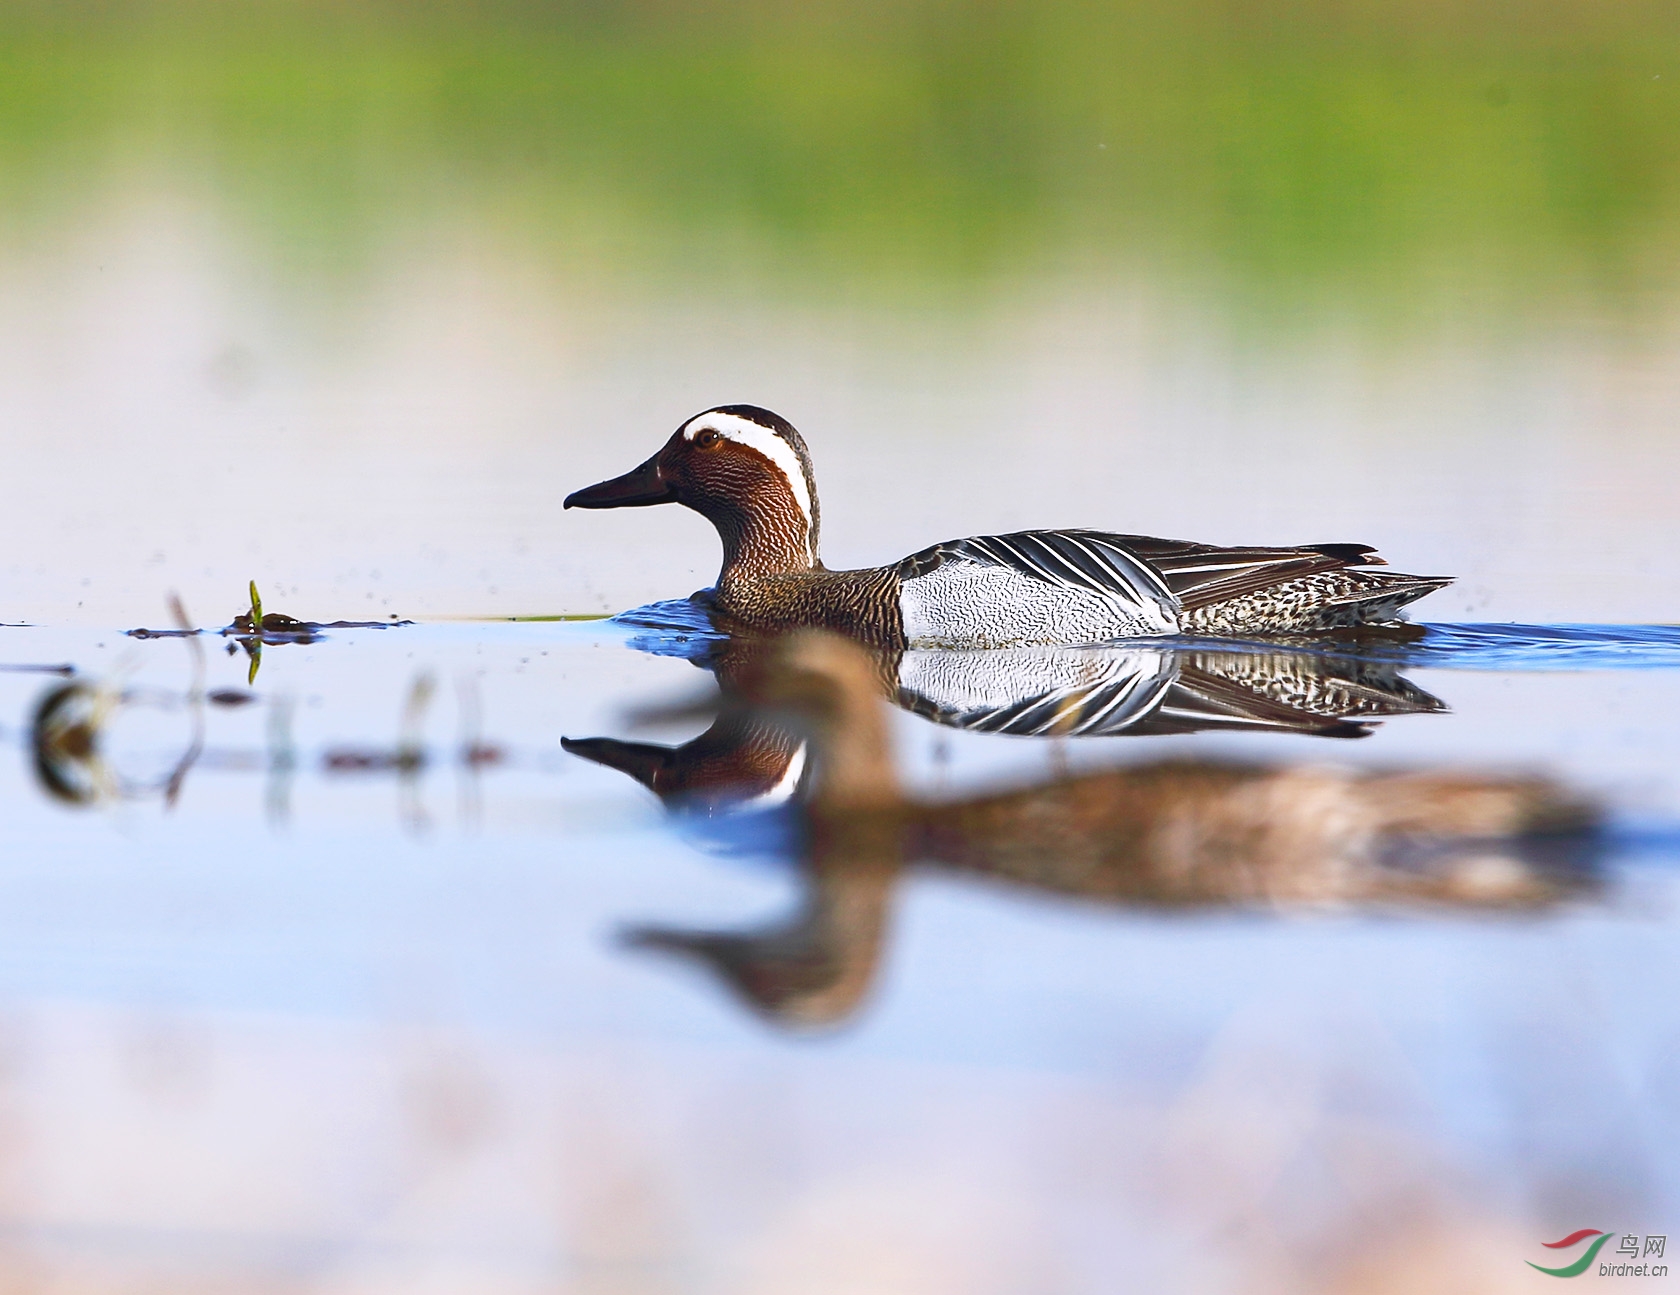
896,638 -> 1443,737
563,635 -> 816,815
615,632 -> 1600,1030
566,629 -> 1446,817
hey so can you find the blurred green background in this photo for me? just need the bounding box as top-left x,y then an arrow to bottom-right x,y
1,0 -> 1676,627
3,0 -> 1677,324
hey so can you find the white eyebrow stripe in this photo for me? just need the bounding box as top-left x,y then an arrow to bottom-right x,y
682,412 -> 815,560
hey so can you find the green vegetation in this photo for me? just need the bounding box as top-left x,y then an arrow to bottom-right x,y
0,0 -> 1677,321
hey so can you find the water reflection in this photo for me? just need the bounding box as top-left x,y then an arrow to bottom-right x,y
618,632 -> 1601,1029
24,618 -> 488,828
894,638 -> 1444,738
32,679 -> 115,806
128,585 -> 410,684
34,596 -> 212,808
30,673 -> 250,811
563,633 -> 812,815
569,614 -> 1448,819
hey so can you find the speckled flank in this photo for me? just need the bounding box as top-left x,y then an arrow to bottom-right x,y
1181,571 -> 1451,634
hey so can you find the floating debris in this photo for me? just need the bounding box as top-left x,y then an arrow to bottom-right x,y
126,580 -> 415,683
127,580 -> 413,641
230,580 -> 316,642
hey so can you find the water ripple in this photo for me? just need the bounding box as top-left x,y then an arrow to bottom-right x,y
1361,623 -> 1680,671
610,601 -> 1680,672
613,598 -> 729,659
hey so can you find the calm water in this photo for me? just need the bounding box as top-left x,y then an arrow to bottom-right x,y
2,3 -> 1680,1291
0,612 -> 1675,1292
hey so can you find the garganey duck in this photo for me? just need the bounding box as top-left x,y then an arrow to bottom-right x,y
565,405 -> 1452,648
624,632 -> 1600,1029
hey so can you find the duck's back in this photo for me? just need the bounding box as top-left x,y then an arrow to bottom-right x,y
894,529 -> 1449,646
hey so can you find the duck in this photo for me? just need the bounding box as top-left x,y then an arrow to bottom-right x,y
623,631 -> 1600,1028
564,405 -> 1453,649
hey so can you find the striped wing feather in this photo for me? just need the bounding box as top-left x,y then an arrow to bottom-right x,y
901,529 -> 1387,614
1106,535 -> 1386,610
898,531 -> 1177,618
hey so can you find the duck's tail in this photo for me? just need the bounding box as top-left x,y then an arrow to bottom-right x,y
1320,571 -> 1454,626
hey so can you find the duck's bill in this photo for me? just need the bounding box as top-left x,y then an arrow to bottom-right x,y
560,735 -> 671,790
563,454 -> 676,508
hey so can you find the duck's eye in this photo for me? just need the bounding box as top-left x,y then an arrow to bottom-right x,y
692,428 -> 723,448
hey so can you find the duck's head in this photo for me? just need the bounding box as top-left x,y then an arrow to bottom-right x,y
564,405 -> 821,570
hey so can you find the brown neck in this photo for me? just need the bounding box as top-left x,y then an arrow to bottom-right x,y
700,499 -> 818,581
